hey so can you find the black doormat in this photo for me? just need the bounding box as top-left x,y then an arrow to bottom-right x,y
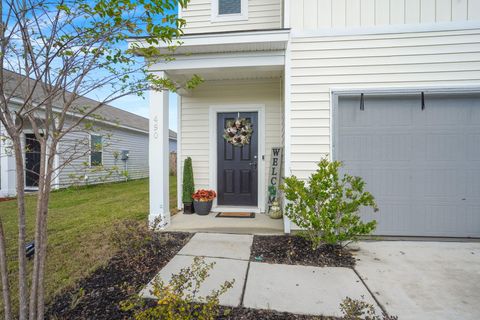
215,212 -> 255,218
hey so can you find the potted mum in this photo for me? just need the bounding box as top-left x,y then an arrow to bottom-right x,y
192,189 -> 217,215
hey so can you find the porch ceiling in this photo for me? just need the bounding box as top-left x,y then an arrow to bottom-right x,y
167,65 -> 283,84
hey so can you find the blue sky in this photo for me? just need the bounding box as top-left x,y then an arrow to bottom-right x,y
87,4 -> 180,132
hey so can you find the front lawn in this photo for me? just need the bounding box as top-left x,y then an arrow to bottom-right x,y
0,177 -> 177,311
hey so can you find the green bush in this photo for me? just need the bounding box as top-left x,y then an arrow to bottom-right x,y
182,157 -> 195,203
121,256 -> 234,320
340,297 -> 398,320
281,158 -> 378,248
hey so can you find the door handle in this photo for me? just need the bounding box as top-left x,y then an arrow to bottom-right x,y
249,161 -> 257,169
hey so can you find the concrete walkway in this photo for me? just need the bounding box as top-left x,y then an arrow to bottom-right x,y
141,233 -> 480,318
141,233 -> 377,317
354,241 -> 480,320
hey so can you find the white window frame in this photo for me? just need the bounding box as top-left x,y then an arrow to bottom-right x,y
211,0 -> 248,22
89,134 -> 103,167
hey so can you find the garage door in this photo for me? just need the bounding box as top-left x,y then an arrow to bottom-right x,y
336,93 -> 480,237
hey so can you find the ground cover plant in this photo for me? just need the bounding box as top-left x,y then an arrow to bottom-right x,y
282,158 -> 379,249
0,178 -> 176,316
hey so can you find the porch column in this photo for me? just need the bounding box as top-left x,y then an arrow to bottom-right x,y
0,120 -> 16,197
149,73 -> 170,228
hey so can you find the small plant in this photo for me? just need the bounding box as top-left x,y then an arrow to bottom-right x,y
281,158 -> 378,248
192,189 -> 217,202
121,256 -> 234,320
340,297 -> 398,320
110,220 -> 158,272
182,157 -> 195,206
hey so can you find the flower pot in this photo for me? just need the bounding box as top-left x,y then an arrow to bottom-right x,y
194,200 -> 213,215
183,202 -> 194,214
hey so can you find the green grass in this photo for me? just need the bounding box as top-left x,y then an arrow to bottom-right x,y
0,176 -> 177,310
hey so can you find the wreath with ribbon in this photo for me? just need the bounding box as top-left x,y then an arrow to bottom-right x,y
223,115 -> 253,147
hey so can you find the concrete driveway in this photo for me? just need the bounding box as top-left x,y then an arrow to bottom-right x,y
354,241 -> 480,320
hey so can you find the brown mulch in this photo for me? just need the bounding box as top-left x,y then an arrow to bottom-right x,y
0,197 -> 15,202
250,235 -> 355,268
46,232 -> 192,320
218,307 -> 338,319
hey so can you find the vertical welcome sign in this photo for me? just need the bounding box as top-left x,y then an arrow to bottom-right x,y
266,147 -> 283,212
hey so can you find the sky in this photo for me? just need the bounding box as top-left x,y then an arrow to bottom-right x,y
86,4 -> 180,132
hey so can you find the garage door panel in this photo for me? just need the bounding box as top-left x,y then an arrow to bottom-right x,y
413,168 -> 467,198
337,94 -> 480,237
425,134 -> 467,161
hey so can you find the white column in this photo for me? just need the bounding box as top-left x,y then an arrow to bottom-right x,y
149,73 -> 170,228
0,122 -> 16,197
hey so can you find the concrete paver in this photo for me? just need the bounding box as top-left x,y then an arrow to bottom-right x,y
243,262 -> 379,317
140,255 -> 248,307
354,241 -> 480,320
178,232 -> 253,260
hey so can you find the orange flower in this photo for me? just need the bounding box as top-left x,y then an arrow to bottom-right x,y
192,189 -> 217,202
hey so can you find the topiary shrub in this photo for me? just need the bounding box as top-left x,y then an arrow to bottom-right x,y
182,157 -> 195,204
281,158 -> 378,249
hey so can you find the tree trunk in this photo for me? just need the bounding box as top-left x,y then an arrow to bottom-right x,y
12,134 -> 28,320
0,219 -> 12,320
28,139 -> 47,320
35,140 -> 56,320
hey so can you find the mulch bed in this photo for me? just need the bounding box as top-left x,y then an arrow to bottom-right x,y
218,307 -> 338,320
0,197 -> 15,202
47,233 -> 348,319
46,232 -> 192,320
250,235 -> 355,268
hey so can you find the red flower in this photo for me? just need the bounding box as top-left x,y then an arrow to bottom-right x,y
192,189 -> 217,202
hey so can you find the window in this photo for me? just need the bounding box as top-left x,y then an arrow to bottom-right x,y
212,0 -> 247,22
90,135 -> 103,166
219,0 -> 241,14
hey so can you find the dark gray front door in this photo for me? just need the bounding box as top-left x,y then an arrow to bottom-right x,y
217,112 -> 258,206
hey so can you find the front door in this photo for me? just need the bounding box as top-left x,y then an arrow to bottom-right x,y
217,112 -> 258,206
25,134 -> 41,188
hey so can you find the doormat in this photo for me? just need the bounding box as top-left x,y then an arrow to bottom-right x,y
215,212 -> 255,218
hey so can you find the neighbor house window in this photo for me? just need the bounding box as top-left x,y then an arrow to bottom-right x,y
212,0 -> 247,22
90,135 -> 103,166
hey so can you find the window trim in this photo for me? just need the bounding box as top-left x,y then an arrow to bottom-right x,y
89,134 -> 103,167
211,0 -> 248,22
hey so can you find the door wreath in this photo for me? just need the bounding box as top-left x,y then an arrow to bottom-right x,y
223,115 -> 253,147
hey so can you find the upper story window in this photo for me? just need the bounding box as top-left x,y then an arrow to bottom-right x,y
212,0 -> 248,22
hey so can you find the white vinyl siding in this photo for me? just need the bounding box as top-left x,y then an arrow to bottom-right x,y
291,0 -> 480,30
289,27 -> 480,179
180,79 -> 282,193
58,119 -> 148,187
181,0 -> 282,34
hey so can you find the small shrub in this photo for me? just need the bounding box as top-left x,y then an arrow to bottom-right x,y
121,256 -> 234,320
110,219 -> 159,272
281,158 -> 378,248
340,297 -> 398,320
182,157 -> 195,204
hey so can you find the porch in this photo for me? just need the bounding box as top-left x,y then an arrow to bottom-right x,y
168,211 -> 284,235
144,29 -> 290,232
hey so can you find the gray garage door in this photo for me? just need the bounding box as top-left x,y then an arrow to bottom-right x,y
336,93 -> 480,237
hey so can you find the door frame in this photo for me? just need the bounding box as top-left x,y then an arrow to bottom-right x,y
209,104 -> 266,212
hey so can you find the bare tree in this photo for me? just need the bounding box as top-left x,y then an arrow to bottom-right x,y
0,0 -> 200,319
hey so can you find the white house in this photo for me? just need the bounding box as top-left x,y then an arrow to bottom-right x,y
132,0 -> 480,237
0,70 -> 173,197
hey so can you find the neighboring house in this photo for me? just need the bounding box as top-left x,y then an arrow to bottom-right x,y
132,0 -> 480,237
169,130 -> 178,153
1,70 -> 168,197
